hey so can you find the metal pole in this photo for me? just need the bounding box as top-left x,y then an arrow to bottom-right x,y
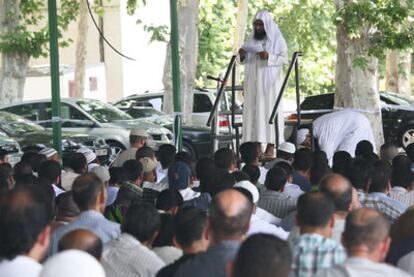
169,0 -> 182,151
47,0 -> 62,156
294,59 -> 301,147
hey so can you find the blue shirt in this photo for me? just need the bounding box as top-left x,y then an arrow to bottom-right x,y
50,210 -> 121,255
293,171 -> 312,192
369,192 -> 407,214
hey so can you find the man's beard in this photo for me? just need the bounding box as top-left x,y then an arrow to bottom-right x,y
254,30 -> 267,40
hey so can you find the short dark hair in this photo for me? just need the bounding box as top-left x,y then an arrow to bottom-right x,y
122,159 -> 143,182
355,140 -> 374,158
13,161 -> 33,182
135,146 -> 155,160
213,148 -> 235,171
207,169 -> 236,197
55,191 -> 80,219
108,167 -> 128,186
233,234 -> 292,277
406,144 -> 414,162
292,148 -> 313,171
343,208 -> 390,251
332,151 -> 352,175
209,190 -> 253,238
319,174 -> 352,212
38,160 -> 61,184
158,144 -> 176,169
231,171 -> 251,183
174,207 -> 208,248
174,151 -> 193,166
345,158 -> 373,190
369,161 -> 392,193
121,202 -> 161,242
276,150 -> 293,161
265,166 -> 287,191
242,164 -> 260,184
274,161 -> 293,176
297,192 -> 335,228
28,153 -> 47,173
0,185 -> 50,259
392,155 -> 412,172
63,152 -> 87,174
156,188 -> 183,211
240,142 -> 258,164
153,213 -> 175,247
196,157 -> 216,193
72,173 -> 104,211
58,229 -> 103,260
310,164 -> 331,186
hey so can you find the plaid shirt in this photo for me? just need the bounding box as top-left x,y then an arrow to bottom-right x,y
292,233 -> 346,277
358,190 -> 402,222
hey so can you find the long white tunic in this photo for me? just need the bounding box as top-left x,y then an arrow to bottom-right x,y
240,11 -> 288,144
313,110 -> 376,164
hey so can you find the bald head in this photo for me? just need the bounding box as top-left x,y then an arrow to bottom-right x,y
58,229 -> 103,260
319,174 -> 352,212
343,208 -> 390,252
210,189 -> 253,241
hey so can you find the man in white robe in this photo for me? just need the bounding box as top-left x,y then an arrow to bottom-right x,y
311,110 -> 376,165
238,10 -> 288,158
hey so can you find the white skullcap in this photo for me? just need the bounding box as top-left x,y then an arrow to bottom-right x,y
91,166 -> 110,182
40,250 -> 105,277
297,128 -> 310,145
76,147 -> 97,164
39,148 -> 57,158
130,129 -> 149,137
277,142 -> 296,154
234,180 -> 259,204
139,157 -> 157,173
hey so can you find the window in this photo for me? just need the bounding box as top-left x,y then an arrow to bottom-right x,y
43,102 -> 89,121
3,104 -> 39,121
193,94 -> 213,113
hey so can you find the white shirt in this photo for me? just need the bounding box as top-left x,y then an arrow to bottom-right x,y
61,169 -> 79,191
397,251 -> 414,275
255,207 -> 282,225
316,257 -> 412,277
258,166 -> 268,185
53,184 -> 65,197
143,180 -> 169,192
0,255 -> 42,277
179,187 -> 201,201
283,183 -> 304,198
248,214 -> 288,240
153,246 -> 183,265
156,162 -> 168,183
390,186 -> 414,207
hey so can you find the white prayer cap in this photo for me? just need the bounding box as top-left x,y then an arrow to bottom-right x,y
234,180 -> 259,204
277,142 -> 296,154
130,128 -> 149,137
91,166 -> 110,182
76,147 -> 97,164
297,129 -> 310,145
39,148 -> 57,158
140,157 -> 157,173
40,250 -> 105,277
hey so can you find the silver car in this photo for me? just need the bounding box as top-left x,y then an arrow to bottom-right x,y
0,98 -> 173,155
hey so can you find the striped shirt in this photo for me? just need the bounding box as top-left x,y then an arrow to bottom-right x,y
389,186 -> 414,207
102,233 -> 165,277
292,233 -> 347,277
358,190 -> 402,222
258,188 -> 297,219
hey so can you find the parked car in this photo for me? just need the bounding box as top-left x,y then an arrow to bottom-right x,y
0,98 -> 173,156
0,131 -> 22,166
111,105 -> 231,159
0,111 -> 112,163
287,91 -> 414,148
114,88 -> 243,131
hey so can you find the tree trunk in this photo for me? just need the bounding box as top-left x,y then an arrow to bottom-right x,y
232,0 -> 248,83
334,0 -> 384,149
73,0 -> 89,98
0,0 -> 30,103
163,0 -> 199,125
386,50 -> 412,96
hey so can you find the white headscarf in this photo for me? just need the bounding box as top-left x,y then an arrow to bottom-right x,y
242,10 -> 288,56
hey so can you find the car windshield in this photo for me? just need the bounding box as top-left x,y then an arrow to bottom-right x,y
0,112 -> 44,135
382,92 -> 414,106
77,99 -> 133,123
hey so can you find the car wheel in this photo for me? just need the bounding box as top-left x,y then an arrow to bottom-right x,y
107,140 -> 126,162
400,125 -> 414,149
183,140 -> 197,160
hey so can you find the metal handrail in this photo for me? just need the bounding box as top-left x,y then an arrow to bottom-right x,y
207,55 -> 237,127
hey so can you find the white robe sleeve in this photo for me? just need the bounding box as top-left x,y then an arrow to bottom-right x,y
267,52 -> 288,67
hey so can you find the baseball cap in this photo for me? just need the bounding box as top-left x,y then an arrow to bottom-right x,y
139,157 -> 157,173
277,142 -> 296,154
234,180 -> 259,204
130,129 -> 149,137
168,161 -> 191,190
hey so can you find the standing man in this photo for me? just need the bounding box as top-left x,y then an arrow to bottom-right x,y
239,10 -> 288,159
112,129 -> 149,167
